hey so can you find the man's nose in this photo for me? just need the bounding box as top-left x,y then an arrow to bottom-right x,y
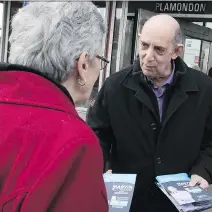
144,48 -> 155,62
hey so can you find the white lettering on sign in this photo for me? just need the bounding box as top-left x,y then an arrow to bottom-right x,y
112,185 -> 133,192
177,182 -> 189,186
189,3 -> 193,12
164,3 -> 169,11
177,3 -> 182,12
194,3 -> 199,12
155,2 -> 206,13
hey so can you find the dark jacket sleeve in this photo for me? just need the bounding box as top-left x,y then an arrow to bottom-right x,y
190,93 -> 212,184
86,82 -> 114,171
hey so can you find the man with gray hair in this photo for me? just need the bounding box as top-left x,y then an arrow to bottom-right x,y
87,14 -> 212,211
0,2 -> 109,212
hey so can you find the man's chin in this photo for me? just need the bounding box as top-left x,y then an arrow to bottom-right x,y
142,70 -> 153,78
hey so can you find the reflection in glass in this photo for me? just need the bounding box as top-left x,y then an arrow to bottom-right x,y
206,22 -> 212,29
184,36 -> 211,74
193,22 -> 203,26
110,2 -> 123,75
200,41 -> 211,74
123,18 -> 134,67
184,38 -> 201,70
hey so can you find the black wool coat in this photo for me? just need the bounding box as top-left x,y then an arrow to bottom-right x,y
87,57 -> 212,212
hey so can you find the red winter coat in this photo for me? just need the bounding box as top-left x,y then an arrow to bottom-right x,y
0,63 -> 108,212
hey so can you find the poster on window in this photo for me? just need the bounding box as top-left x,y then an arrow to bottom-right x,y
194,56 -> 200,63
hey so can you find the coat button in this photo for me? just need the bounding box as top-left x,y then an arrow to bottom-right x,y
157,157 -> 161,164
151,123 -> 156,130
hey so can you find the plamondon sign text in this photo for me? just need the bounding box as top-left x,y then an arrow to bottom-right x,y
155,2 -> 207,13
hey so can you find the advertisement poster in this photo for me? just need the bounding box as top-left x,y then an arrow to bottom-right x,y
103,174 -> 136,212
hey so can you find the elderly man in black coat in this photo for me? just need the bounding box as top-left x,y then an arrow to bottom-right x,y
87,14 -> 212,212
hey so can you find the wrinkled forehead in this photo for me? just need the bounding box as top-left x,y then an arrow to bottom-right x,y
140,24 -> 175,47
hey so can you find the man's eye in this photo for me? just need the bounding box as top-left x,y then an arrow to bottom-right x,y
141,42 -> 149,49
155,47 -> 165,55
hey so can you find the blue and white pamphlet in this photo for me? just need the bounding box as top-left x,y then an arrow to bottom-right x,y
156,173 -> 212,212
103,174 -> 136,212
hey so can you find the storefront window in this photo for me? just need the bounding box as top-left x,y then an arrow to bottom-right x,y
206,22 -> 212,29
183,22 -> 212,73
205,23 -> 212,72
184,38 -> 202,70
184,37 -> 211,74
200,40 -> 211,73
203,22 -> 212,73
183,23 -> 202,70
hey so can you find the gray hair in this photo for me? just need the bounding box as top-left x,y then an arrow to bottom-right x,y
9,2 -> 106,82
174,27 -> 183,45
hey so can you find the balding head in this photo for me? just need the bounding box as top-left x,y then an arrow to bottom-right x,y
141,14 -> 182,46
138,14 -> 184,82
144,14 -> 180,29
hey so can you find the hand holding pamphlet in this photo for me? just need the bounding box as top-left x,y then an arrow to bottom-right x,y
156,173 -> 212,212
103,174 -> 136,212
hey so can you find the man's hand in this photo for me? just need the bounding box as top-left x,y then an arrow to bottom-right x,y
189,174 -> 209,189
105,170 -> 112,174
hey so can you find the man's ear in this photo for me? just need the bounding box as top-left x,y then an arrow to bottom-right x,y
138,33 -> 141,40
172,44 -> 184,60
76,52 -> 89,80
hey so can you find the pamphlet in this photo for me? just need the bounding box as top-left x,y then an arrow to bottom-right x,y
156,173 -> 212,212
103,174 -> 136,212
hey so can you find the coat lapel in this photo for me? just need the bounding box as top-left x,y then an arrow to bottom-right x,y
162,89 -> 188,127
135,87 -> 159,121
120,61 -> 159,121
162,59 -> 199,128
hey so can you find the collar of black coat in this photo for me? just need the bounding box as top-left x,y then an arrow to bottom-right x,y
0,62 -> 74,105
121,57 -> 199,93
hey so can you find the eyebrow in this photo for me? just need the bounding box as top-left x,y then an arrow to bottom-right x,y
140,40 -> 150,44
154,45 -> 166,49
141,40 -> 166,49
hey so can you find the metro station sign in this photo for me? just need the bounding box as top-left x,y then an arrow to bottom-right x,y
129,1 -> 212,15
154,1 -> 211,14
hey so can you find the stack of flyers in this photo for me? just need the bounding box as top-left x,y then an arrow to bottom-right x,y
103,174 -> 136,212
156,173 -> 212,212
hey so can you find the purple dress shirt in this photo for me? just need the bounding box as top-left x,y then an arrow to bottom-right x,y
147,63 -> 175,121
